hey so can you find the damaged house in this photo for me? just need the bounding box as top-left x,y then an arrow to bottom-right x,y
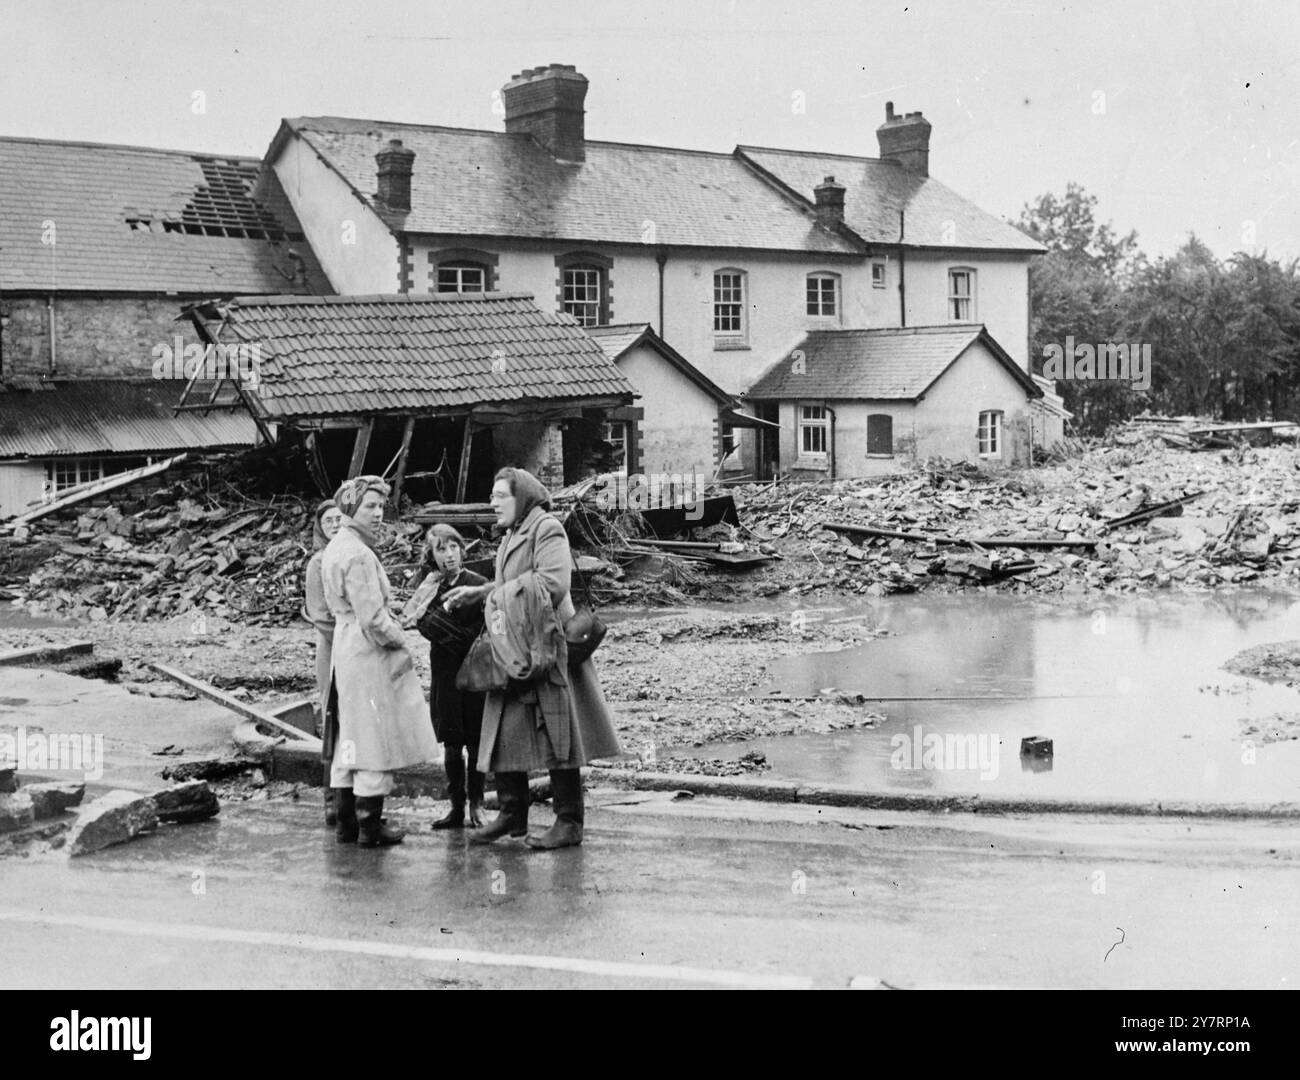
0,136 -> 329,520
182,292 -> 638,502
258,64 -> 1050,480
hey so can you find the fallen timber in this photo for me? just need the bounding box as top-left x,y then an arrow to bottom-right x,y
0,640 -> 95,667
820,522 -> 1098,550
1100,491 -> 1206,532
147,662 -> 319,744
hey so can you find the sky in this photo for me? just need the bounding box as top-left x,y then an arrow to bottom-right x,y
2,0 -> 1297,263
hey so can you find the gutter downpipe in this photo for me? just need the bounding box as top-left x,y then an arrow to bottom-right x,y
47,294 -> 56,374
656,251 -> 668,337
826,405 -> 837,480
897,210 -> 906,328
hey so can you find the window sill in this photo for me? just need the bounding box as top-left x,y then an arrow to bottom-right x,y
865,453 -> 894,459
713,339 -> 751,351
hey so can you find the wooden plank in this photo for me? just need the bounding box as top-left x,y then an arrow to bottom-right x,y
821,521 -> 1097,550
0,640 -> 96,667
146,662 -> 318,744
1,455 -> 189,529
454,414 -> 474,503
346,418 -> 375,480
390,417 -> 416,507
1101,491 -> 1205,532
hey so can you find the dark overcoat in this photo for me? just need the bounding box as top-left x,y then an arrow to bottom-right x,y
477,506 -> 621,772
418,567 -> 488,745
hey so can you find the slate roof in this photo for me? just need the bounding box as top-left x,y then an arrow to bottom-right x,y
201,292 -> 638,421
746,325 -> 1042,401
277,119 -> 858,254
0,137 -> 329,293
585,323 -> 734,405
737,147 -> 1045,253
0,380 -> 256,458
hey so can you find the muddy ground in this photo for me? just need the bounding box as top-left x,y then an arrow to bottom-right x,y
0,607 -> 886,756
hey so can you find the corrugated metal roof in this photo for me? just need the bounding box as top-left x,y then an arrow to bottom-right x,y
0,137 -> 330,293
746,325 -> 1042,401
737,147 -> 1045,253
0,380 -> 257,458
211,292 -> 638,420
284,118 -> 859,254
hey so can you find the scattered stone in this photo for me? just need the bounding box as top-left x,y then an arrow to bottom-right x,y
0,790 -> 36,832
151,780 -> 220,824
65,789 -> 159,856
23,781 -> 86,819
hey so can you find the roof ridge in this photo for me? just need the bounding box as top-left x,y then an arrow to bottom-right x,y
738,144 -> 891,166
0,133 -> 261,162
228,291 -> 541,306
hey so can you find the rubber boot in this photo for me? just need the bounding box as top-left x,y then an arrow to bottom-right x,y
324,764 -> 337,827
431,746 -> 466,830
466,766 -> 486,829
468,772 -> 528,844
356,796 -> 405,847
526,769 -> 584,850
334,788 -> 358,844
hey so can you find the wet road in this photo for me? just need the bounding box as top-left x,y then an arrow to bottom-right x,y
1,792 -> 1295,989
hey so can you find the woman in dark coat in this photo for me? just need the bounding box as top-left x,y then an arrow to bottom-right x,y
444,467 -> 621,849
414,524 -> 488,829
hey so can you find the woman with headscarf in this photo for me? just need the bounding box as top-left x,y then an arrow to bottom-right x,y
303,499 -> 343,826
414,524 -> 489,829
322,475 -> 439,847
444,466 -> 621,849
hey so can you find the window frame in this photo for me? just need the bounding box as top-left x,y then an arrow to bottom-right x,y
434,261 -> 489,294
555,252 -> 613,327
805,271 -> 840,320
429,248 -> 498,293
871,261 -> 887,289
798,403 -> 830,458
977,410 -> 1003,458
866,413 -> 894,458
948,267 -> 976,322
712,268 -> 748,344
603,420 -> 629,473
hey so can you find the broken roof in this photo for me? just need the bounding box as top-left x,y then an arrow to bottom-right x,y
274,118 -> 859,254
0,137 -> 329,293
746,325 -> 1042,401
737,147 -> 1044,253
585,323 -> 734,406
197,292 -> 638,421
0,380 -> 256,459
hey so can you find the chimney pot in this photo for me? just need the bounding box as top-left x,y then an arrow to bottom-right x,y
502,63 -> 589,162
876,103 -> 931,178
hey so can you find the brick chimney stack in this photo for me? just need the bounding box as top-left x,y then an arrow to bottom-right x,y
876,102 -> 931,177
376,139 -> 415,213
502,64 -> 589,162
813,176 -> 846,228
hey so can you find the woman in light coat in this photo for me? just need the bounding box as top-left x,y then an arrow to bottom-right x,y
303,499 -> 342,826
445,467 -> 621,849
322,475 -> 439,847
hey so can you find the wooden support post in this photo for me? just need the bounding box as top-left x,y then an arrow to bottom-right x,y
455,413 -> 474,503
347,418 -> 375,479
390,417 -> 416,507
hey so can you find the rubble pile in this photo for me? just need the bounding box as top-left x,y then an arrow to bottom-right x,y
1,486 -> 425,625
733,443 -> 1300,596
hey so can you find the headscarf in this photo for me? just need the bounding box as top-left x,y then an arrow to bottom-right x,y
311,499 -> 337,552
333,474 -> 390,518
496,467 -> 552,528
